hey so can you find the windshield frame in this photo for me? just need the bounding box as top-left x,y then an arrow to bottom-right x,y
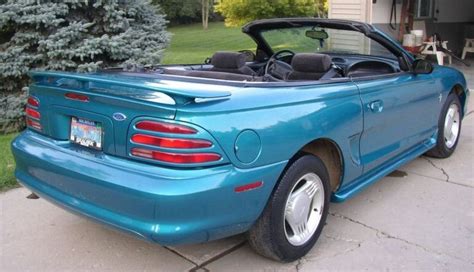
259,26 -> 398,60
242,18 -> 414,64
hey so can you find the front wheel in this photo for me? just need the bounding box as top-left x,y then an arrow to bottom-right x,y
426,93 -> 462,158
248,155 -> 330,262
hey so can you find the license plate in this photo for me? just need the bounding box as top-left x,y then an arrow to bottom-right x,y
70,117 -> 103,150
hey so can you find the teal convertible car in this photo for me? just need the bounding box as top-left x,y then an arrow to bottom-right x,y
12,18 -> 469,262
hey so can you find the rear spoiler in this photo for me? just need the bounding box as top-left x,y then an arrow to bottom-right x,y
29,71 -> 232,105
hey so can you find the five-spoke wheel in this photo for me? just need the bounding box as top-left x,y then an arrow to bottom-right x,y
444,103 -> 461,149
248,155 -> 330,262
427,92 -> 463,158
284,173 -> 325,246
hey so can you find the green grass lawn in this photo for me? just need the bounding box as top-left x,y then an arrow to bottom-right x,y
0,133 -> 18,192
162,22 -> 256,64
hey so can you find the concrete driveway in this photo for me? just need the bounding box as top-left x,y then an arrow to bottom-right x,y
2,76 -> 473,271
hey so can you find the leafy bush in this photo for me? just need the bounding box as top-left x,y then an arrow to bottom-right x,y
0,89 -> 27,134
152,0 -> 219,28
153,0 -> 202,25
0,0 -> 170,133
215,0 -> 317,27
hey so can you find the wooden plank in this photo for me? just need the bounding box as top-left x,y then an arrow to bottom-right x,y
331,45 -> 364,53
331,33 -> 362,39
332,4 -> 360,9
329,14 -> 362,20
332,9 -> 362,15
332,0 -> 361,4
327,0 -> 368,54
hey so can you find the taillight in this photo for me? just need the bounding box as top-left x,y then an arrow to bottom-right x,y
26,96 -> 42,131
26,117 -> 42,130
131,134 -> 212,149
131,148 -> 221,164
27,97 -> 39,108
25,107 -> 40,119
65,92 -> 89,102
131,120 -> 223,165
136,120 -> 197,134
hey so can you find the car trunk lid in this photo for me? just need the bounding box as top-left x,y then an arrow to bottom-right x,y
27,71 -> 232,157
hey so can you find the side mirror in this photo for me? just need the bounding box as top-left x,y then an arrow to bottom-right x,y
413,59 -> 434,74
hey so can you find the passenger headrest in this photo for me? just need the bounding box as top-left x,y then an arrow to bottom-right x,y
211,52 -> 247,69
291,53 -> 332,73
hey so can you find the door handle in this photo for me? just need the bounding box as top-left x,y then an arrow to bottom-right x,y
368,100 -> 384,113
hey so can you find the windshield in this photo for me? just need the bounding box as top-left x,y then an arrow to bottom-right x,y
261,26 -> 396,59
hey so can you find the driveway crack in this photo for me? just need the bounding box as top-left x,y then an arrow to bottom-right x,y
164,246 -> 199,268
421,157 -> 472,188
404,170 -> 474,188
323,234 -> 362,244
423,157 -> 450,182
187,240 -> 247,271
295,257 -> 305,271
298,233 -> 364,266
329,212 -> 472,264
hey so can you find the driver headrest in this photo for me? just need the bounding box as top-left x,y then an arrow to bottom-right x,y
291,53 -> 332,73
211,52 -> 247,69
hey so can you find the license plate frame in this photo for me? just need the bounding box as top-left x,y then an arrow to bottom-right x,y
70,117 -> 103,150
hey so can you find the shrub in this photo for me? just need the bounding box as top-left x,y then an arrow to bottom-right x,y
152,0 -> 219,29
0,90 -> 27,134
215,0 -> 317,27
153,0 -> 202,25
0,0 -> 170,133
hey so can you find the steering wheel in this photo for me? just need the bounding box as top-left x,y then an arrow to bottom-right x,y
265,50 -> 295,80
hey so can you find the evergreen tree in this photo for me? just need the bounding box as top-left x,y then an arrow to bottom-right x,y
0,0 -> 170,94
0,0 -> 169,132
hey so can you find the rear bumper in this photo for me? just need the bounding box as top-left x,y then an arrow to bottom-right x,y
12,131 -> 286,245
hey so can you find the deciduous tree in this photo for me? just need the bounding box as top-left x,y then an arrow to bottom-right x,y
153,0 -> 201,25
215,0 -> 317,27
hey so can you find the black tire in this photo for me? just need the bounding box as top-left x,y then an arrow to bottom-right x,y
426,93 -> 462,158
247,154 -> 331,262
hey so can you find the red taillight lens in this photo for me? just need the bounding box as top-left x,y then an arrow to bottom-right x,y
27,96 -> 40,107
131,148 -> 221,164
25,96 -> 42,131
136,121 -> 197,134
26,119 -> 42,130
26,107 -> 40,119
65,92 -> 89,102
131,134 -> 212,149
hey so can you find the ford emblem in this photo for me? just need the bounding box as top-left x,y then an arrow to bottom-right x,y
113,113 -> 127,121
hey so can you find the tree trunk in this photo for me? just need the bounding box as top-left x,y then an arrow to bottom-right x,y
202,0 -> 210,30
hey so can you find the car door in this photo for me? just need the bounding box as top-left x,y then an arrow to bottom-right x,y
354,72 -> 440,173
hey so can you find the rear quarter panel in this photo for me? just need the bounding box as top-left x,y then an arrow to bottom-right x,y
176,81 -> 364,186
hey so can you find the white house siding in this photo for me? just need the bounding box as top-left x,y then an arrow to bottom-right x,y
328,0 -> 373,54
329,0 -> 371,22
